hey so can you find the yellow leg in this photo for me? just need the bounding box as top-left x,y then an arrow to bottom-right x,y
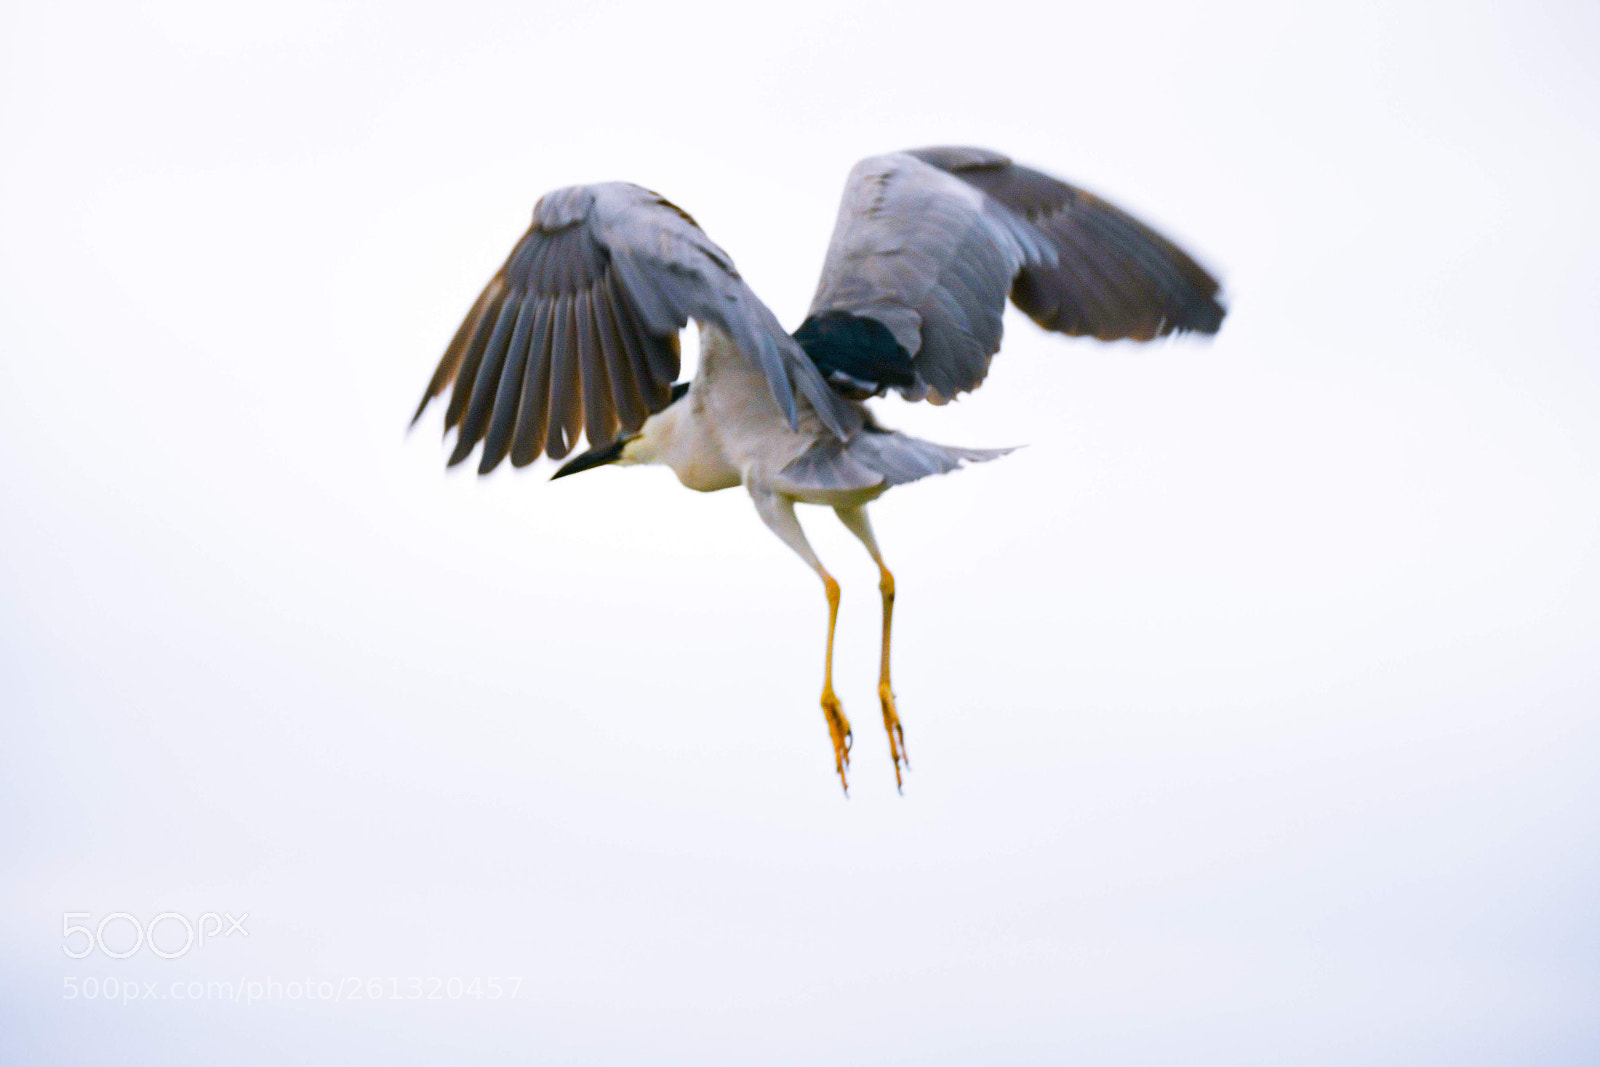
876,563 -> 908,791
834,505 -> 908,791
748,487 -> 854,794
819,574 -> 852,793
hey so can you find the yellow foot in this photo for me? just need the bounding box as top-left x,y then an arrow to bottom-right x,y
879,682 -> 909,792
821,689 -> 853,794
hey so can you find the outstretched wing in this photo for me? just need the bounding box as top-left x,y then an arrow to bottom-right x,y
799,147 -> 1225,403
415,182 -> 848,474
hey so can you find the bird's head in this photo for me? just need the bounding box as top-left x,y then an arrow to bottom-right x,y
549,433 -> 640,480
549,381 -> 692,480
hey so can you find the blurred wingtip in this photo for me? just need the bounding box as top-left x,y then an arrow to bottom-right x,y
1189,294 -> 1228,335
409,393 -> 432,430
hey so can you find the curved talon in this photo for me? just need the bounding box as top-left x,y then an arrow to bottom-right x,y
822,690 -> 852,793
879,681 -> 909,791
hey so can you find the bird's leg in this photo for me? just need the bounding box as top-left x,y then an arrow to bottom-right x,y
836,506 -> 907,791
875,564 -> 905,785
749,487 -> 852,793
820,572 -> 850,787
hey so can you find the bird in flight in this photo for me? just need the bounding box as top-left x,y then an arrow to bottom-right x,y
412,146 -> 1224,794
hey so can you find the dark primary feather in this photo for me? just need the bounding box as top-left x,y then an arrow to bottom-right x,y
413,194 -> 666,472
807,147 -> 1226,405
413,182 -> 848,475
908,146 -> 1226,340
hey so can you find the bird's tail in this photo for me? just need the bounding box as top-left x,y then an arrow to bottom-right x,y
850,427 -> 1015,486
777,426 -> 1014,493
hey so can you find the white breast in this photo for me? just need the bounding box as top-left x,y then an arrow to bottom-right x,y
624,326 -> 841,494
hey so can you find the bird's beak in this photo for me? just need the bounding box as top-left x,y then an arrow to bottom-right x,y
550,435 -> 633,480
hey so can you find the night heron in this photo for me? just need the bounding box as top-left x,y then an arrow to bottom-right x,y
412,146 -> 1225,793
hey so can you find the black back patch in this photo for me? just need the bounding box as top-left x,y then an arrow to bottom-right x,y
792,312 -> 916,400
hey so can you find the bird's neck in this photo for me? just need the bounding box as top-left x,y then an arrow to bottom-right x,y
623,395 -> 741,493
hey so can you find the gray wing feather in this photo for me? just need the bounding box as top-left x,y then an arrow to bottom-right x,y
808,148 -> 1225,403
416,182 -> 849,473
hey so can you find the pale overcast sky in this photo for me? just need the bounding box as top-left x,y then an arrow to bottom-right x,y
3,0 -> 1598,1063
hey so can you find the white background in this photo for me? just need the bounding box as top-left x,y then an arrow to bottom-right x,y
3,0 -> 1597,1062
